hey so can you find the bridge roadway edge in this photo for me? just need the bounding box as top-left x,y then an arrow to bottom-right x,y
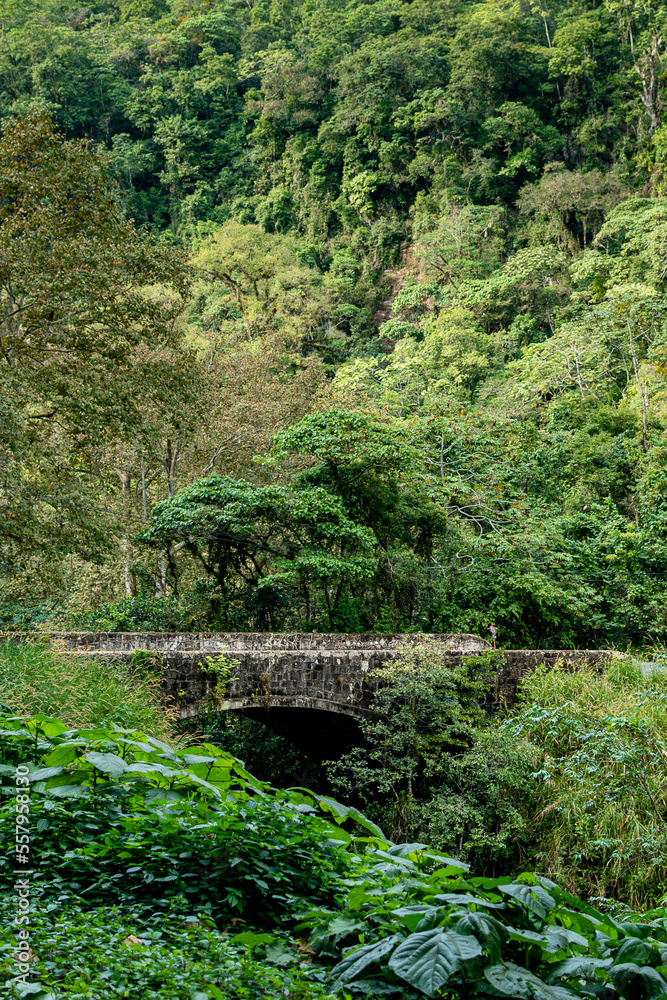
48,633 -> 614,759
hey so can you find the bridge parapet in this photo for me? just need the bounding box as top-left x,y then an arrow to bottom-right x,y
49,633 -> 614,758
49,631 -> 490,654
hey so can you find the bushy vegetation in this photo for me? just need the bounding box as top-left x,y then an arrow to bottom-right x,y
506,655 -> 667,909
326,646 -> 667,910
5,711 -> 667,999
0,900 -> 334,1000
5,0 -> 667,991
328,645 -> 536,872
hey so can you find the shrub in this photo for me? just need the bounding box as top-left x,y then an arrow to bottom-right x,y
328,645 -> 535,871
69,590 -> 215,632
4,713 -> 667,999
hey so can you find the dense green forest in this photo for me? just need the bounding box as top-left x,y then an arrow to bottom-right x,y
4,0 -> 667,644
7,4 -> 667,995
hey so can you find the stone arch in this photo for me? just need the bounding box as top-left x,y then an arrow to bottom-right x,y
197,696 -> 370,760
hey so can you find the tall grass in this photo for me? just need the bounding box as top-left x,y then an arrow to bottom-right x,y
506,656 -> 667,908
519,654 -> 667,731
0,640 -> 173,737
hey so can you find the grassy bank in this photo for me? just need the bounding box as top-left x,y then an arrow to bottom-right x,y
0,640 -> 172,737
504,655 -> 667,908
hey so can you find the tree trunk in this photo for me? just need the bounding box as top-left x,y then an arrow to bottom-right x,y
155,439 -> 180,596
116,464 -> 137,597
628,323 -> 649,450
632,30 -> 663,134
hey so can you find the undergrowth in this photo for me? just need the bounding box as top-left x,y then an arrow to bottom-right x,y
504,656 -> 667,908
4,713 -> 667,999
0,640 -> 173,736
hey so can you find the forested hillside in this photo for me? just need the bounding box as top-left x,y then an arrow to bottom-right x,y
3,0 -> 667,646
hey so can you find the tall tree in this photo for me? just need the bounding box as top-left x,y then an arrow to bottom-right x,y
0,111 -> 189,571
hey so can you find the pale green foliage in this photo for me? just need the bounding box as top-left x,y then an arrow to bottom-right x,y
572,198 -> 667,291
518,163 -> 626,251
193,220 -> 332,343
505,657 -> 667,907
414,204 -> 505,286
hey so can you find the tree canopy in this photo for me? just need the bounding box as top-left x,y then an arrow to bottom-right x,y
4,0 -> 667,648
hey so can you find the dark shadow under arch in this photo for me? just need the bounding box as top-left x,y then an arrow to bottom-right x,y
224,700 -> 366,760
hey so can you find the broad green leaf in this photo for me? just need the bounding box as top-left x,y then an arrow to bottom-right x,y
115,738 -> 159,754
388,927 -> 482,996
327,915 -> 365,936
85,752 -> 128,778
138,734 -> 175,753
544,926 -> 589,951
453,911 -> 504,963
232,931 -> 274,949
387,843 -> 428,857
547,956 -> 613,981
500,882 -> 555,919
558,907 -> 604,935
144,787 -> 183,802
315,795 -> 387,838
44,783 -> 89,798
331,936 -> 400,985
394,905 -> 440,932
174,770 -> 222,798
124,761 -> 180,778
42,743 -> 85,766
609,963 -> 667,999
614,936 -> 658,964
484,963 -> 580,999
27,766 -> 63,782
346,885 -> 384,910
508,928 -> 551,948
433,892 -> 506,909
266,941 -> 295,966
14,984 -> 56,1000
618,922 -> 655,940
317,821 -> 352,845
26,717 -> 68,737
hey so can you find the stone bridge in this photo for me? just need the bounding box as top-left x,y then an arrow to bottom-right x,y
52,632 -> 613,759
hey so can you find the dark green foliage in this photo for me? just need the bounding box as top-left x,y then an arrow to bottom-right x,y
136,465 -> 378,629
6,0 -> 667,647
329,645 -> 535,872
131,409 -> 454,630
71,586 -> 231,633
0,900 -> 333,999
0,0 -> 647,243
0,714 -> 357,922
0,604 -> 54,631
5,712 -> 667,999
